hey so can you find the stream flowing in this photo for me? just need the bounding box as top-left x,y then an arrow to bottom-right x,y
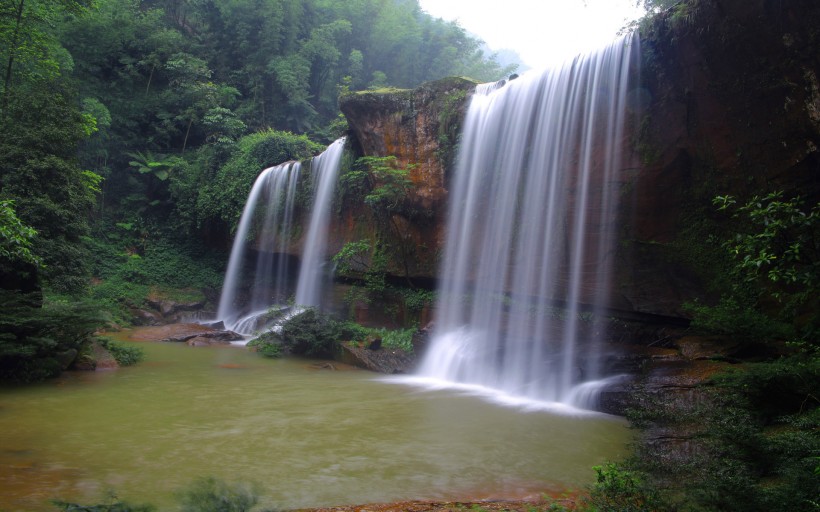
0,339 -> 630,511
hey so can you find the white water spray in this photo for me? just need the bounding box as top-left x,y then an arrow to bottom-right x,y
417,35 -> 639,409
216,137 -> 346,334
294,137 -> 346,307
216,162 -> 301,333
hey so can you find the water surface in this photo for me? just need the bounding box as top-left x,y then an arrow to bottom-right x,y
0,339 -> 629,511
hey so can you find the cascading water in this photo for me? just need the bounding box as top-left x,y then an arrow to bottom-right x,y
294,137 -> 346,307
216,138 -> 346,335
216,162 -> 302,334
416,35 -> 639,410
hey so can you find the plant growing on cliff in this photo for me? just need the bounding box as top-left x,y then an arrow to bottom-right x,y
333,240 -> 389,300
623,186 -> 820,512
338,155 -> 429,289
714,192 -> 818,290
338,155 -> 414,215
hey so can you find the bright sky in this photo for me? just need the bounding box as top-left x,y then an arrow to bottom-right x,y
417,0 -> 645,70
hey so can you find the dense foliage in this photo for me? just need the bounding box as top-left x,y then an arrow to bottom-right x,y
0,0 -> 514,381
0,290 -> 104,382
53,477 -> 262,512
615,189 -> 820,512
248,307 -> 416,358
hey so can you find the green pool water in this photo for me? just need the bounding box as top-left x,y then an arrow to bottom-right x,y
0,339 -> 630,511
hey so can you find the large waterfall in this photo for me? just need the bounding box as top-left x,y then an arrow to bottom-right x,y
216,138 -> 346,334
416,36 -> 639,410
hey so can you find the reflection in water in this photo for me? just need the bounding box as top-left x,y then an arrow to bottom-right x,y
0,340 -> 629,511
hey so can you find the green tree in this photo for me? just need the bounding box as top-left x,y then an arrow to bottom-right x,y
0,199 -> 39,266
193,129 -> 322,229
0,0 -> 95,113
0,80 -> 102,293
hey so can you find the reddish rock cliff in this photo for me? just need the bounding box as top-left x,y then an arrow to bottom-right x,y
325,0 -> 819,319
618,0 -> 820,316
332,76 -> 476,281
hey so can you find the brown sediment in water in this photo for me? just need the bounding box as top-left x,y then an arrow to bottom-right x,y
291,487 -> 583,511
122,323 -> 218,342
291,496 -> 581,511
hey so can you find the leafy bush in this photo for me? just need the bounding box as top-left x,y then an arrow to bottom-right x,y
275,308 -> 349,357
97,337 -> 145,367
583,463 -> 667,512
249,309 -> 389,358
197,130 -> 322,229
0,291 -> 104,382
53,499 -> 155,512
684,296 -> 794,343
246,331 -> 283,358
379,327 -> 415,352
52,477 -> 264,512
85,233 -> 224,325
176,477 -> 259,512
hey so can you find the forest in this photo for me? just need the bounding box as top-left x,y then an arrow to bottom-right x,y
1,0 -> 819,511
0,0 -> 516,381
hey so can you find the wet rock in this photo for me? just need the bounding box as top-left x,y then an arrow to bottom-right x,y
129,323 -> 243,343
163,330 -> 242,344
339,343 -> 416,374
55,349 -> 78,370
186,336 -> 231,347
91,342 -> 119,370
144,293 -> 208,324
130,308 -> 163,326
411,323 -> 433,356
71,354 -> 96,371
199,320 -> 226,330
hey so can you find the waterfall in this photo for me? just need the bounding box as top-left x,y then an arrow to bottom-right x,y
215,138 -> 346,335
417,35 -> 639,409
294,137 -> 346,307
216,162 -> 302,334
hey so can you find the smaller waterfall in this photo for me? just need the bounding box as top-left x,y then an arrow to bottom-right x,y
216,162 -> 301,334
294,137 -> 346,307
215,138 -> 346,335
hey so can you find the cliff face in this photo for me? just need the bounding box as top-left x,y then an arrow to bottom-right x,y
331,77 -> 476,281
619,0 -> 820,316
334,0 -> 820,319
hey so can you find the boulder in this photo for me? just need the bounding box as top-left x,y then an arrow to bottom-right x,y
91,342 -> 119,370
129,323 -> 243,343
339,342 -> 416,374
54,349 -> 78,370
162,329 -> 243,344
130,308 -> 163,326
186,336 -> 231,347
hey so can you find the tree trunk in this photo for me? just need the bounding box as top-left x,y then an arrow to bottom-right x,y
145,64 -> 155,94
182,117 -> 193,153
1,0 -> 26,115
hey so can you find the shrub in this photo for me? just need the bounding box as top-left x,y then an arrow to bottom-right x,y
684,296 -> 794,343
97,337 -> 145,367
176,477 -> 259,512
582,463 -> 667,512
379,327 -> 415,352
197,130 -> 322,228
0,290 -> 104,382
52,497 -> 155,512
246,331 -> 283,358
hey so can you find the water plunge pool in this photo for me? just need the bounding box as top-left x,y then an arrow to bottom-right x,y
0,337 -> 630,511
